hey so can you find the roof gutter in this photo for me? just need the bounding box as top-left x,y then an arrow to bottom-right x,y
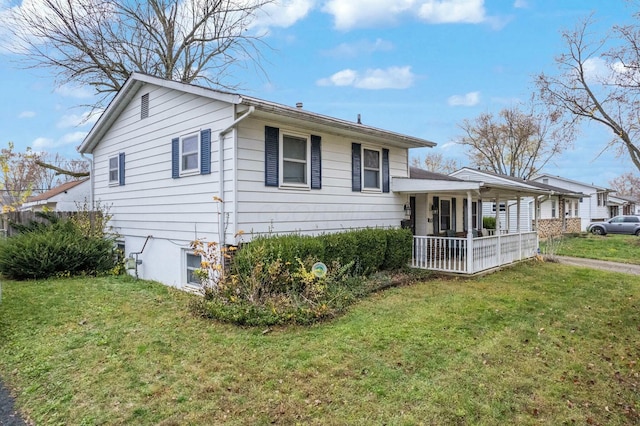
217,105 -> 255,247
239,97 -> 436,149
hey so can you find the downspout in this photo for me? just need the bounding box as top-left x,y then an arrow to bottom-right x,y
217,105 -> 255,247
80,153 -> 94,208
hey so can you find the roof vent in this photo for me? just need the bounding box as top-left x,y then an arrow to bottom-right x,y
296,102 -> 303,109
357,113 -> 362,124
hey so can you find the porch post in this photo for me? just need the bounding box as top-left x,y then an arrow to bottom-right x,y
517,195 -> 522,260
466,190 -> 473,273
496,194 -> 501,263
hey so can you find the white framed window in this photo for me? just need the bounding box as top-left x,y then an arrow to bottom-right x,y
108,156 -> 119,185
180,133 -> 200,175
185,252 -> 202,286
492,202 -> 506,212
362,147 -> 381,190
574,201 -> 578,217
551,200 -> 556,218
280,132 -> 310,187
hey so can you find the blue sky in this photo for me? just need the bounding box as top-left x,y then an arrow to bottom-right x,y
0,0 -> 637,187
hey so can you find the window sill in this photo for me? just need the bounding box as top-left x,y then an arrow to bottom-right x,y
179,169 -> 200,177
278,184 -> 310,191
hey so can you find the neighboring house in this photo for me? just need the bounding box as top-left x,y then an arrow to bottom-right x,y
20,179 -> 90,212
608,193 -> 637,217
448,168 -> 583,237
78,73 -> 436,288
532,174 -> 612,231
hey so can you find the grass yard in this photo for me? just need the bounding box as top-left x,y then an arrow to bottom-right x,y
542,233 -> 640,264
0,262 -> 639,425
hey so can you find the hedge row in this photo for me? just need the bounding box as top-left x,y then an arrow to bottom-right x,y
231,227 -> 413,278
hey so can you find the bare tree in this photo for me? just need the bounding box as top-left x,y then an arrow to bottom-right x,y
34,153 -> 90,192
536,13 -> 640,172
457,101 -> 573,179
411,152 -> 461,174
4,0 -> 273,107
609,172 -> 640,198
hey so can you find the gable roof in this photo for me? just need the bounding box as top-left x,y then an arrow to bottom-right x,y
78,73 -> 437,154
451,167 -> 583,197
409,167 -> 464,181
27,179 -> 89,203
533,173 -> 611,192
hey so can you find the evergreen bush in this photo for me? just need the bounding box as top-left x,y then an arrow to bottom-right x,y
0,217 -> 116,280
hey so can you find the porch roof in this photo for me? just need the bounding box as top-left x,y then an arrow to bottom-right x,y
391,177 -> 550,199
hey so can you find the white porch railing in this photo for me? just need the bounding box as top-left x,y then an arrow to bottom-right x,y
412,231 -> 538,274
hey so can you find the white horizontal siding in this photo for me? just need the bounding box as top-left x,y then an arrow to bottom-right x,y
233,117 -> 408,238
93,82 -> 234,258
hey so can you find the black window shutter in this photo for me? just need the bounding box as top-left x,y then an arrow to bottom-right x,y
433,196 -> 440,234
382,148 -> 390,193
311,135 -> 321,189
171,138 -> 179,179
265,126 -> 279,187
452,198 -> 457,231
478,200 -> 483,229
351,143 -> 361,192
463,198 -> 468,232
200,129 -> 211,175
118,152 -> 125,186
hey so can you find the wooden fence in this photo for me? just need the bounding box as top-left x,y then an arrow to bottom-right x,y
1,211 -> 103,238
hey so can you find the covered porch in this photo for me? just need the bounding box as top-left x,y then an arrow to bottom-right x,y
393,170 -> 548,275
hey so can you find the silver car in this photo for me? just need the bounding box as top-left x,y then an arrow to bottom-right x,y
587,215 -> 640,236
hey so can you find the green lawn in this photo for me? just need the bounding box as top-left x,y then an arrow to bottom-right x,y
542,233 -> 640,264
1,263 -> 639,425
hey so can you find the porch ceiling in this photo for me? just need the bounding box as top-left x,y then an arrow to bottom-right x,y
392,177 -> 550,199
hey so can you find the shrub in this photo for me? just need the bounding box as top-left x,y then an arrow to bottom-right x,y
0,218 -> 116,280
483,216 -> 496,230
383,228 -> 413,270
352,228 -> 387,275
191,227 -> 416,326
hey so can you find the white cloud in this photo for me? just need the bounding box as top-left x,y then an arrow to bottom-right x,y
513,0 -> 528,8
251,0 -> 314,32
317,66 -> 415,89
56,109 -> 102,129
324,38 -> 394,58
18,111 -> 36,119
31,131 -> 87,150
322,0 -> 489,30
322,0 -> 413,30
418,0 -> 486,24
448,91 -> 480,106
54,83 -> 94,99
31,137 -> 55,150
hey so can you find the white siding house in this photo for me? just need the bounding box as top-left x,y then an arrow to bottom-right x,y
79,73 -> 436,288
532,174 -> 611,231
20,179 -> 90,212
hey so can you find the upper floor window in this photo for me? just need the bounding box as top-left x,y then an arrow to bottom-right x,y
597,192 -> 607,207
109,156 -> 119,184
108,153 -> 125,186
265,126 -> 321,190
180,133 -> 200,174
363,148 -> 381,190
171,129 -> 211,179
281,133 -> 310,187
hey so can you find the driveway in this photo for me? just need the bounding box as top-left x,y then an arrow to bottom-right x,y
555,256 -> 640,275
